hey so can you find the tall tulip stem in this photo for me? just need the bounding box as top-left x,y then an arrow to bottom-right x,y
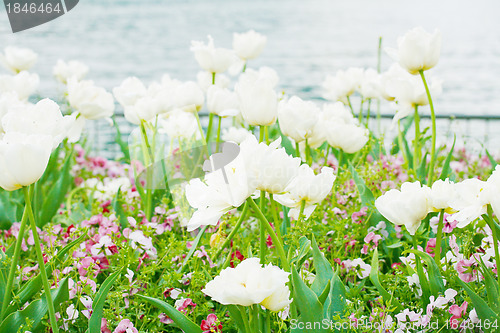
434,209 -> 445,267
216,116 -> 222,151
211,203 -> 249,262
23,186 -> 59,333
206,113 -> 215,143
419,70 -> 437,184
413,105 -> 421,173
140,121 -> 154,220
484,205 -> 500,287
1,190 -> 30,320
248,198 -> 290,271
259,191 -> 266,264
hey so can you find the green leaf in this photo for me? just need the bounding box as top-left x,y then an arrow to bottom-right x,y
0,277 -> 69,332
290,236 -> 311,269
406,249 -> 445,296
458,279 -> 499,322
323,271 -> 346,320
390,116 -> 413,155
5,234 -> 85,317
477,257 -> 500,314
369,249 -> 402,311
485,149 -> 498,171
227,305 -> 246,333
88,269 -> 122,333
39,150 -> 74,227
113,116 -> 131,163
291,268 -> 326,331
439,135 -> 456,181
0,191 -> 18,230
177,225 -> 208,274
311,237 -> 333,296
137,295 -> 202,333
112,188 -> 129,229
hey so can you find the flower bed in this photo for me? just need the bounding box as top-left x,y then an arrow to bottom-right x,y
0,28 -> 499,333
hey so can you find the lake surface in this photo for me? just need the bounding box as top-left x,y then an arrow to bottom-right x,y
1,0 -> 500,155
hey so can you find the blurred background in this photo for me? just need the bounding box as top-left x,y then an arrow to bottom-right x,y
1,0 -> 500,155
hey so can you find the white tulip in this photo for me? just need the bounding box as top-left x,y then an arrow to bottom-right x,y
275,165 -> 335,220
184,152 -> 251,231
0,92 -> 25,133
379,64 -> 408,101
123,95 -> 161,125
2,98 -> 74,149
483,166 -> 500,219
207,85 -> 239,117
449,178 -> 488,228
429,179 -> 457,213
322,67 -> 364,104
358,69 -> 381,100
53,59 -> 89,84
173,81 -> 204,111
190,35 -> 235,74
203,258 -> 291,311
387,73 -> 442,126
375,181 -> 432,235
386,27 -> 441,75
0,132 -> 52,191
67,78 -> 115,120
113,77 -> 148,108
325,118 -> 368,154
233,30 -> 267,60
235,68 -> 279,126
278,96 -> 320,143
159,109 -> 200,140
240,136 -> 301,194
0,46 -> 37,73
222,127 -> 254,144
0,71 -> 39,100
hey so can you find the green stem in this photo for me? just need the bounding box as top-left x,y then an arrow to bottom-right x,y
211,203 -> 249,261
305,139 -> 311,165
413,105 -> 421,172
264,126 -> 269,145
259,191 -> 266,265
140,121 -> 154,221
23,186 -> 59,333
323,145 -> 330,166
269,195 -> 283,249
212,72 -> 216,85
1,191 -> 30,320
251,304 -> 260,332
295,142 -> 300,159
259,126 -> 265,143
297,200 -> 306,224
346,96 -> 355,116
397,120 -> 409,169
248,198 -> 290,271
193,110 -> 206,144
216,115 -> 222,151
237,305 -> 252,333
358,99 -> 364,123
365,98 -> 372,128
206,113 -> 215,144
419,70 -> 437,184
434,209 -> 445,267
486,206 -> 500,287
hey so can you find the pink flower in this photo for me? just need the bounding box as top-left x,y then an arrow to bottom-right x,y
456,257 -> 478,283
113,319 -> 138,333
201,314 -> 222,333
425,238 -> 436,257
449,301 -> 468,329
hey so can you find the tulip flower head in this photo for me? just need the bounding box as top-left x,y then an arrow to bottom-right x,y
190,35 -> 235,74
386,27 -> 442,75
203,258 -> 291,311
232,30 -> 267,61
53,59 -> 89,84
0,46 -> 38,73
375,181 -> 431,235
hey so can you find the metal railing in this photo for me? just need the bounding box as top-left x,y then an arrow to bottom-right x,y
89,112 -> 500,159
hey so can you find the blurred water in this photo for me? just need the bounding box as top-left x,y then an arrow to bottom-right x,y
1,0 -> 500,155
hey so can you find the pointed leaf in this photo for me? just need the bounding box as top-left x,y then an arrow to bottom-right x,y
369,249 -> 402,311
458,279 -> 499,322
137,295 -> 202,333
88,269 -> 122,333
311,236 -> 333,296
439,135 -> 456,181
